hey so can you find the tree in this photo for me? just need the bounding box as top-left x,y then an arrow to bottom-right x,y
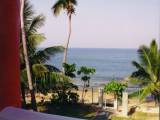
20,0 -> 64,109
50,63 -> 79,104
63,63 -> 76,78
131,40 -> 160,117
20,0 -> 37,111
77,66 -> 96,102
104,80 -> 127,110
52,0 -> 77,64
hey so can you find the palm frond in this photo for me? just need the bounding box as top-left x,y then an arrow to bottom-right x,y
52,0 -> 66,16
140,83 -> 156,100
141,48 -> 152,71
43,46 -> 64,55
130,40 -> 160,102
24,0 -> 34,32
28,33 -> 45,48
149,40 -> 160,76
150,40 -> 158,57
32,64 -> 49,78
32,46 -> 64,63
21,64 -> 49,80
27,15 -> 45,34
133,45 -> 156,82
20,0 -> 47,67
131,61 -> 150,82
44,64 -> 61,72
129,89 -> 143,98
52,0 -> 77,16
132,61 -> 144,70
36,72 -> 71,94
138,45 -> 150,67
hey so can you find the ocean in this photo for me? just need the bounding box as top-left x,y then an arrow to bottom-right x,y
47,48 -> 138,86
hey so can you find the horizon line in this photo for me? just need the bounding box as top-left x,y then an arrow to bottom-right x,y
38,46 -> 139,49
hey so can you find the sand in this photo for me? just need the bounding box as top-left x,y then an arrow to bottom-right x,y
25,86 -> 159,113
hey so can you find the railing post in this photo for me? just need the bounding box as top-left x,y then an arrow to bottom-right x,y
122,92 -> 128,116
92,87 -> 93,104
98,88 -> 104,107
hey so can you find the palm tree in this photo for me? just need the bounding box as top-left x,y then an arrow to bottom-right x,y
131,40 -> 160,117
20,0 -> 37,111
20,0 -> 64,108
52,0 -> 77,64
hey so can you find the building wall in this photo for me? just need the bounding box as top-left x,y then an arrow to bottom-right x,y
0,0 -> 21,110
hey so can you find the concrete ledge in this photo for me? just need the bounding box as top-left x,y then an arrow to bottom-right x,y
0,107 -> 84,120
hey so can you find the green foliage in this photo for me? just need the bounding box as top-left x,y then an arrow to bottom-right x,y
129,89 -> 143,98
31,46 -> 64,64
104,80 -> 127,98
20,0 -> 65,106
50,73 -> 79,104
47,63 -> 79,104
36,72 -> 71,94
77,66 -> 96,75
20,0 -> 63,82
77,66 -> 96,86
20,0 -> 64,69
44,65 -> 60,72
63,63 -> 76,78
77,66 -> 96,101
53,78 -> 79,103
52,83 -> 79,104
130,40 -> 160,101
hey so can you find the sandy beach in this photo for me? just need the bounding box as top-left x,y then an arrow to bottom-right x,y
25,86 -> 158,114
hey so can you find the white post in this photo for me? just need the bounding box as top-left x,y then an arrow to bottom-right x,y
114,98 -> 118,110
98,88 -> 104,107
122,92 -> 128,116
103,99 -> 107,109
92,87 -> 93,104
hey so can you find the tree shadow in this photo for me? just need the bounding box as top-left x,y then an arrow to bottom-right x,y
38,102 -> 100,119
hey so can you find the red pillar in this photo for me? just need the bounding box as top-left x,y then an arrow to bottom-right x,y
0,0 -> 21,110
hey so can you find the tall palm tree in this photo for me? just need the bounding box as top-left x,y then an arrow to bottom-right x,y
52,0 -> 77,64
131,40 -> 160,118
20,0 -> 64,108
20,0 -> 37,111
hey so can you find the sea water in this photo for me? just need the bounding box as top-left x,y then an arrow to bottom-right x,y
47,48 -> 138,86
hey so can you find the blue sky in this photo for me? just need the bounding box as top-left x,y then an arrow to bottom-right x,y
31,0 -> 160,48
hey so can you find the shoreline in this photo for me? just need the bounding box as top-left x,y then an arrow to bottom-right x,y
72,76 -> 130,87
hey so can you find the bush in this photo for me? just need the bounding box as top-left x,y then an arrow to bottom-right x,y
51,82 -> 79,104
104,80 -> 127,99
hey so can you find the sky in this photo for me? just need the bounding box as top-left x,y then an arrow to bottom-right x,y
31,0 -> 160,48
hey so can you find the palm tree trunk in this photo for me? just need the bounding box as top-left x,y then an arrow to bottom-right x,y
20,0 -> 37,111
63,14 -> 72,65
21,83 -> 26,108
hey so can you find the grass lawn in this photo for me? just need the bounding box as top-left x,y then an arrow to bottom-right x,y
26,102 -> 159,120
111,112 -> 159,120
37,102 -> 97,119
